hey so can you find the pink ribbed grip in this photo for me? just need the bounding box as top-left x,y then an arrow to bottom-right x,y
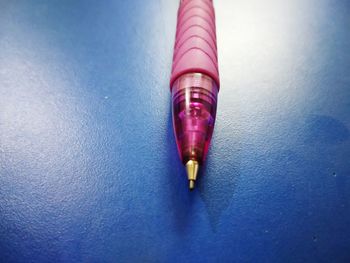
170,0 -> 219,89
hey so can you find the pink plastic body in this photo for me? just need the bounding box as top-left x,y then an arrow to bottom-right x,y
170,0 -> 219,164
170,0 -> 219,89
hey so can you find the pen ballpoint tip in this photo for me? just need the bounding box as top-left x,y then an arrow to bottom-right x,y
189,179 -> 195,190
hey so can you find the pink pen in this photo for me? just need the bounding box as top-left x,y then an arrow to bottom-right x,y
170,0 -> 220,190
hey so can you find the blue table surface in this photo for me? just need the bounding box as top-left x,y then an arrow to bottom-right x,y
1,0 -> 350,262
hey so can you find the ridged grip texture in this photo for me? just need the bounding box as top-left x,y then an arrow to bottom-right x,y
170,0 -> 219,89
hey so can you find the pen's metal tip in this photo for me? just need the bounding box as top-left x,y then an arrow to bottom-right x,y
186,160 -> 199,191
189,180 -> 195,190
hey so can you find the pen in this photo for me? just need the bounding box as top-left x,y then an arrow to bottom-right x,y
170,0 -> 220,190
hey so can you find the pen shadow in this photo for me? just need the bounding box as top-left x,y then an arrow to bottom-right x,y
197,130 -> 241,231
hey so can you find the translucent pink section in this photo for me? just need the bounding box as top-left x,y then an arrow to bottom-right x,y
172,73 -> 218,164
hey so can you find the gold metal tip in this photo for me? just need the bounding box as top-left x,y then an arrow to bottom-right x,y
186,160 -> 199,190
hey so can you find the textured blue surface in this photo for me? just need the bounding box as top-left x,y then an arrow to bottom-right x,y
1,0 -> 350,262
